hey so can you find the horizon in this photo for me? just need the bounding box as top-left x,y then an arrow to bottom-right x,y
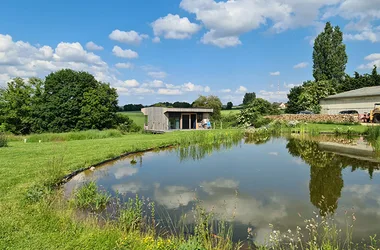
0,0 -> 379,106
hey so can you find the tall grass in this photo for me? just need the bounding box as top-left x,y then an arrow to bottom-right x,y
73,181 -> 110,211
367,126 -> 380,152
14,129 -> 124,143
0,132 -> 7,147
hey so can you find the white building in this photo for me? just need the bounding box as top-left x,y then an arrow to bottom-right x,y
320,86 -> 380,115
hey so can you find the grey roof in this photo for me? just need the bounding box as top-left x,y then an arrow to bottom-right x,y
323,86 -> 380,100
142,107 -> 213,113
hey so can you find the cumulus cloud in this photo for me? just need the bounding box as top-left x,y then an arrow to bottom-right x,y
0,34 -> 128,92
220,89 -> 231,93
358,53 -> 380,69
182,82 -> 206,92
201,30 -> 241,48
151,14 -> 201,39
257,90 -> 288,101
85,41 -> 104,51
115,62 -> 134,69
293,62 -> 309,69
154,184 -> 195,209
109,29 -> 149,45
152,37 -> 161,43
236,86 -> 248,93
142,80 -> 165,88
123,79 -> 140,87
112,46 -> 138,59
270,71 -> 280,76
158,88 -> 183,95
148,71 -> 167,79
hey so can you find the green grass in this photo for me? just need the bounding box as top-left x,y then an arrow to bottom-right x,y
119,111 -> 145,128
293,123 -> 368,134
221,109 -> 241,116
0,130 -> 242,250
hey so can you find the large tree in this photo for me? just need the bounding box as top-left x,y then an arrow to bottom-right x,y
242,92 -> 256,106
313,22 -> 348,82
226,101 -> 233,110
192,95 -> 222,120
40,69 -> 119,132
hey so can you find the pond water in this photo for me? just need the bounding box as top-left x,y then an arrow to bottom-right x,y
65,135 -> 380,245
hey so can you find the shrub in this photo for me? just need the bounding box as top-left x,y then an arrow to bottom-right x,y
0,133 -> 8,147
116,114 -> 141,133
74,181 -> 110,211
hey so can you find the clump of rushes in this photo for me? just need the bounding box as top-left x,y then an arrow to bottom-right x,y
118,194 -> 144,232
74,181 -> 110,211
0,133 -> 8,147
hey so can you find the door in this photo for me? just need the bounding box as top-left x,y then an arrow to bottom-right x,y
182,114 -> 190,129
191,114 -> 197,129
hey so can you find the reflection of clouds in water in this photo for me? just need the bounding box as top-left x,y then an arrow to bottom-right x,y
154,184 -> 195,209
345,184 -> 374,197
201,178 -> 239,195
112,182 -> 142,194
268,152 -> 279,156
254,227 -> 273,246
292,158 -> 304,165
114,166 -> 138,179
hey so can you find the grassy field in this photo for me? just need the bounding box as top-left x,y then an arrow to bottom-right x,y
119,111 -> 145,128
221,109 -> 241,116
0,130 -> 243,250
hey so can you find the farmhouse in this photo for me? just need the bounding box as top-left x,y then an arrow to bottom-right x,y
320,86 -> 380,115
141,107 -> 213,131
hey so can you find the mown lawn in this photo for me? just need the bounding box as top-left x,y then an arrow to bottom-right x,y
118,111 -> 145,128
295,123 -> 369,134
0,130 -> 241,250
221,109 -> 241,116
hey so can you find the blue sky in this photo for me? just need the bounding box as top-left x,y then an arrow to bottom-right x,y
0,0 -> 379,105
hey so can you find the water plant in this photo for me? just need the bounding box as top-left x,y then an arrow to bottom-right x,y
74,181 -> 110,211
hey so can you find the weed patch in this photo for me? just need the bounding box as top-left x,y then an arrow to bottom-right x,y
74,181 -> 110,211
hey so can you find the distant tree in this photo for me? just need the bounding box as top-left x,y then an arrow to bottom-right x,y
173,101 -> 191,108
242,92 -> 256,106
123,104 -> 144,112
237,98 -> 280,127
40,69 -> 119,132
313,22 -> 347,82
226,102 -> 233,110
192,95 -> 223,120
285,86 -> 304,114
151,102 -> 173,107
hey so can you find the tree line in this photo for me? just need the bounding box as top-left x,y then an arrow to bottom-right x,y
286,22 -> 380,114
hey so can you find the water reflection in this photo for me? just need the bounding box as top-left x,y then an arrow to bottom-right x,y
64,135 -> 380,244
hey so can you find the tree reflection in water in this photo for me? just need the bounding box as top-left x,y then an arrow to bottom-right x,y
287,138 -> 380,216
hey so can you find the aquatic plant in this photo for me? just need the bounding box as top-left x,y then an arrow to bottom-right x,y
118,195 -> 144,232
73,181 -> 110,211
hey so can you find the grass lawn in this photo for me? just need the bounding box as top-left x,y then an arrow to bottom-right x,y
0,130 -> 241,250
118,111 -> 145,128
294,123 -> 369,134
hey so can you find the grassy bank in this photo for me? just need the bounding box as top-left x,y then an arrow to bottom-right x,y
119,111 -> 145,128
0,130 -> 243,250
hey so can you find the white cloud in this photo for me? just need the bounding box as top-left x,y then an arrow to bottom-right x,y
158,88 -> 183,95
344,31 -> 379,43
204,86 -> 211,92
114,166 -> 139,179
270,71 -> 280,76
358,53 -> 380,69
257,90 -> 288,101
151,14 -> 201,39
236,86 -> 247,93
147,71 -> 167,79
283,82 -> 300,89
182,82 -> 205,92
109,29 -> 148,45
85,41 -> 103,51
154,184 -> 195,209
131,87 -> 154,94
220,89 -> 231,93
152,37 -> 161,43
293,62 -> 308,69
201,30 -> 241,48
115,62 -> 134,69
123,79 -> 140,87
112,46 -> 138,59
142,80 -> 165,88
180,0 -> 341,47
112,183 -> 142,194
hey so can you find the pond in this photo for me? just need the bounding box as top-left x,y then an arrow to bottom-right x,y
65,135 -> 380,245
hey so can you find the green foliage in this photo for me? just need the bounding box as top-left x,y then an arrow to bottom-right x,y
178,238 -> 206,250
149,101 -> 191,108
74,181 -> 110,211
0,132 -> 8,147
237,98 -> 280,127
116,114 -> 141,133
242,92 -> 256,105
226,101 -> 233,110
123,103 -> 144,112
299,80 -> 337,113
118,195 -> 144,232
313,22 -> 347,82
192,95 -> 223,120
336,66 -> 380,92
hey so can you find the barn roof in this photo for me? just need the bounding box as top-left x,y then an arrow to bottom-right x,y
323,86 -> 380,100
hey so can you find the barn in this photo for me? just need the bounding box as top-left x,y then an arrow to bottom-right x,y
320,86 -> 380,115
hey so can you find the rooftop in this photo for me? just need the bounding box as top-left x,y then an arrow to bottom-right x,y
142,107 -> 213,113
323,86 -> 380,100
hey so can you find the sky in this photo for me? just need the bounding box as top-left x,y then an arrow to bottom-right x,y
0,0 -> 379,106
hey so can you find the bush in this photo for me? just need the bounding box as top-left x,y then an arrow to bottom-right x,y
0,133 -> 7,147
74,181 -> 110,211
116,114 -> 141,133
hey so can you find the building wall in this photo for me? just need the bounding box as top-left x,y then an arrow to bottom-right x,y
320,96 -> 380,114
141,107 -> 168,130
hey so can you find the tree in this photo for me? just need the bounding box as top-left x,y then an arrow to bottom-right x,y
242,92 -> 256,106
237,98 -> 280,127
192,95 -> 223,120
226,102 -> 233,110
173,102 -> 191,108
313,22 -> 347,82
40,69 -> 119,132
298,80 -> 336,113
